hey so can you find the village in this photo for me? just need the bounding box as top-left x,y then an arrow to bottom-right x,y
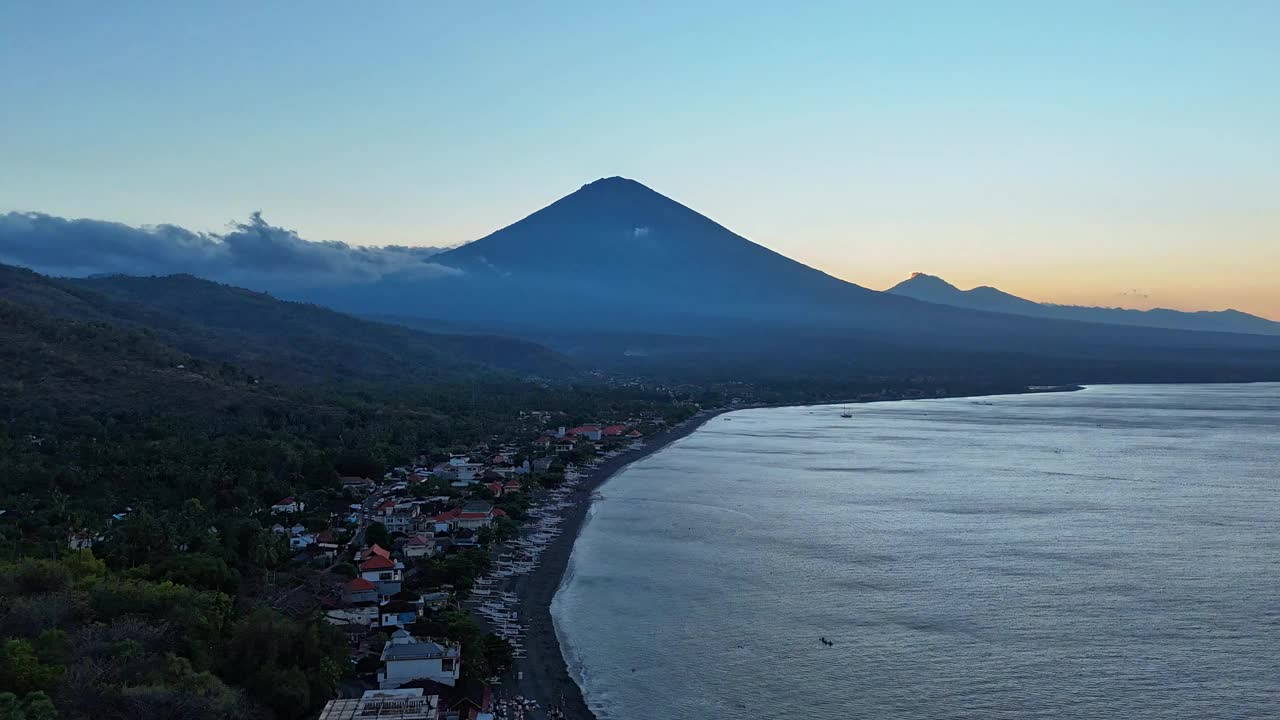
267,415 -> 664,720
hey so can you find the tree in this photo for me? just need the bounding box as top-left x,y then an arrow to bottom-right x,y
20,692 -> 56,720
0,693 -> 21,720
365,522 -> 390,550
0,641 -> 61,696
481,634 -> 515,676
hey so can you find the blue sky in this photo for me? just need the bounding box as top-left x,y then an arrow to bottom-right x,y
2,1 -> 1277,316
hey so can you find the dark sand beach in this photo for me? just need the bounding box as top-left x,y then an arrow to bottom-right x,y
497,407 -> 728,719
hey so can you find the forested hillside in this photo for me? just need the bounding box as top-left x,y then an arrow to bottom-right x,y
0,264 -> 574,384
0,267 -> 698,720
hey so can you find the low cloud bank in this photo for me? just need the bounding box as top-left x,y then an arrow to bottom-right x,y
0,211 -> 459,288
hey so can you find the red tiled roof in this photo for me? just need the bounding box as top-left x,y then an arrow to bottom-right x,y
433,509 -> 460,523
407,534 -> 432,546
486,482 -> 504,495
344,577 -> 376,591
567,425 -> 601,435
602,425 -> 627,436
274,497 -> 295,505
360,555 -> 395,571
492,508 -> 508,517
363,544 -> 390,559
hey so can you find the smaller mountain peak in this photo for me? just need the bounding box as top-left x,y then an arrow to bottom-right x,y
904,272 -> 953,286
887,272 -> 963,297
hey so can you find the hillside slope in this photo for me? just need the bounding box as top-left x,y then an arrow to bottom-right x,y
0,264 -> 574,383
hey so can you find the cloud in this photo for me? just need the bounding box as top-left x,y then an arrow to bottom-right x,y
633,226 -> 651,238
0,210 -> 461,289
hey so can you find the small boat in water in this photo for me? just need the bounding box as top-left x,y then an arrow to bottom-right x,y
840,412 -> 853,418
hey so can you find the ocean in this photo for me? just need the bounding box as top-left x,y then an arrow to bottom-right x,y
551,384 -> 1280,719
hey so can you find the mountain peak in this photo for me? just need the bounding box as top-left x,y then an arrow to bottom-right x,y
579,176 -> 649,192
895,272 -> 960,292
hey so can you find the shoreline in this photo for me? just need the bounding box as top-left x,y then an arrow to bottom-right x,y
499,385 -> 1084,718
501,405 -> 732,719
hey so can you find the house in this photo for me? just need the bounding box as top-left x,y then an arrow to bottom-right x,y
316,688 -> 440,720
455,502 -> 502,530
419,591 -> 450,611
343,577 -> 379,605
315,529 -> 340,558
271,497 -> 305,514
430,508 -> 460,533
568,425 -> 603,441
532,457 -> 554,473
66,529 -> 98,551
490,464 -> 518,479
502,479 -> 522,494
404,534 -> 436,560
380,598 -> 422,629
554,438 -> 576,453
340,476 -> 376,494
431,457 -> 483,484
362,544 -> 392,561
382,503 -> 420,534
378,631 -> 461,689
359,555 -> 404,597
484,481 -> 505,497
602,424 -> 628,437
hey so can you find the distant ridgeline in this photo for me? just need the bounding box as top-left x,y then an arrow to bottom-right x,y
888,272 -> 1280,337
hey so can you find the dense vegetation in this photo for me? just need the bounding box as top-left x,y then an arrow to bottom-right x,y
0,551 -> 346,720
0,267 -> 702,718
0,264 -> 572,384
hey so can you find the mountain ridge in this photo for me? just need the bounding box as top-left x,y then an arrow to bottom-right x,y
888,272 -> 1280,336
0,263 -> 575,383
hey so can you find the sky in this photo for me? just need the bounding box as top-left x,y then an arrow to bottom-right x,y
2,1 -> 1277,318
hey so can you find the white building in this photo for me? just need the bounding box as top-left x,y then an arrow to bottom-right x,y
404,534 -> 436,559
317,688 -> 439,720
432,456 -> 484,484
378,631 -> 462,688
454,502 -> 506,531
271,497 -> 305,514
384,504 -> 420,534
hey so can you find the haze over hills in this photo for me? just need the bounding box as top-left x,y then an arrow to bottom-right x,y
0,263 -> 573,384
888,272 -> 1280,336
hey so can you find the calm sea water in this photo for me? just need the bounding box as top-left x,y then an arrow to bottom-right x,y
552,384 -> 1280,719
